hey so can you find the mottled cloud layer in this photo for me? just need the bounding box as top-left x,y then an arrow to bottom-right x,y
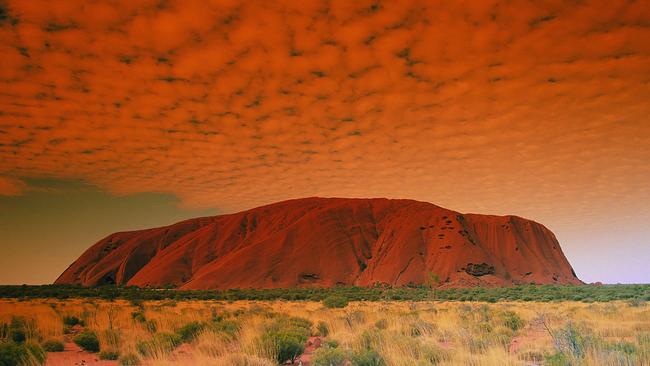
0,0 -> 649,231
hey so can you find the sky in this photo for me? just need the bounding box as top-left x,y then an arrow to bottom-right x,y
0,0 -> 648,285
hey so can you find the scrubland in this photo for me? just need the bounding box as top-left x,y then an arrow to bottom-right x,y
1,297 -> 649,366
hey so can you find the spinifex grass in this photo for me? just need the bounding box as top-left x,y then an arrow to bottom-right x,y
0,298 -> 648,365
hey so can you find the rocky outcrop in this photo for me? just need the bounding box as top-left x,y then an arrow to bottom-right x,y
55,197 -> 582,289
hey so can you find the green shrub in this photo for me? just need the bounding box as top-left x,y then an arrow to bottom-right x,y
118,353 -> 140,366
317,321 -> 329,337
323,295 -> 349,309
358,329 -> 383,351
551,322 -> 589,361
136,332 -> 181,356
62,316 -> 84,327
25,342 -> 46,365
208,319 -> 239,339
408,320 -> 435,337
9,331 -> 25,344
262,317 -> 312,364
73,331 -> 100,352
99,350 -> 119,360
62,315 -> 84,335
607,341 -> 637,355
143,319 -> 157,333
0,341 -> 46,366
0,283 -> 649,303
176,321 -> 204,343
41,339 -> 64,352
351,349 -> 385,366
131,311 -> 146,323
501,311 -> 525,332
0,341 -> 26,366
323,339 -> 339,349
545,352 -> 570,366
312,347 -> 347,366
0,323 -> 8,340
286,317 -> 312,333
637,333 -> 650,347
420,344 -> 449,364
9,318 -> 27,344
627,299 -> 646,307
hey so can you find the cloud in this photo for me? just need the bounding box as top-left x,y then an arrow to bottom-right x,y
0,0 -> 648,226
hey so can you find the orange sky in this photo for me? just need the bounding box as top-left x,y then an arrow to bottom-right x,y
0,0 -> 649,283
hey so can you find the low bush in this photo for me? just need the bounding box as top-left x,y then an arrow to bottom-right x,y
41,339 -> 64,352
9,330 -> 25,344
549,322 -> 590,363
118,353 -> 140,366
323,295 -> 349,309
262,316 -> 312,364
73,330 -> 100,352
99,350 -> 119,360
0,342 -> 26,366
322,339 -> 339,349
208,319 -> 240,339
606,341 -> 637,355
131,311 -> 146,323
545,352 -> 570,366
421,344 -> 450,364
143,319 -> 157,333
0,323 -> 8,340
358,329 -> 383,351
501,310 -> 525,332
62,316 -> 84,335
351,349 -> 385,366
62,316 -> 84,327
176,321 -> 204,343
0,341 -> 46,366
23,342 -> 46,365
408,320 -> 435,337
9,317 -> 27,343
627,299 -> 646,307
312,347 -> 347,366
317,321 -> 329,337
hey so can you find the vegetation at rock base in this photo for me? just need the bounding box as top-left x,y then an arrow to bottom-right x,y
0,284 -> 648,303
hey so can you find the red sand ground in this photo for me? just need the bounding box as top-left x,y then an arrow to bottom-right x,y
56,197 -> 581,289
45,342 -> 117,366
296,336 -> 322,365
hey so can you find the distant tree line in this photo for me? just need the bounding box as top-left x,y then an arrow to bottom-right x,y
0,283 -> 648,303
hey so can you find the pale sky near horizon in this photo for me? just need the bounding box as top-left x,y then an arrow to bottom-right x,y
0,0 -> 648,285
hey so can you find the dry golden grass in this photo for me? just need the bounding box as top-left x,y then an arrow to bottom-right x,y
1,299 -> 649,365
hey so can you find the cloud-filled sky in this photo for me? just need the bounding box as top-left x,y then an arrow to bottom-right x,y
0,0 -> 649,284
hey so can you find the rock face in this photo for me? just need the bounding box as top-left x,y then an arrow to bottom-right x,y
55,197 -> 581,289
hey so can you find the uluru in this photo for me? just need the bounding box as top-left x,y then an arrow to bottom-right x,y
55,197 -> 581,289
